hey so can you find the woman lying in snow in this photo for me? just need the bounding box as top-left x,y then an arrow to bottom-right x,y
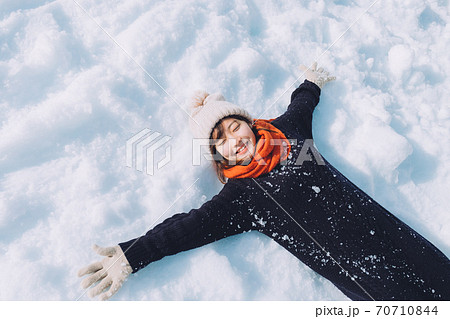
78,63 -> 450,301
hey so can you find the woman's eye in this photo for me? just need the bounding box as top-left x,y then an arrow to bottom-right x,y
233,124 -> 240,132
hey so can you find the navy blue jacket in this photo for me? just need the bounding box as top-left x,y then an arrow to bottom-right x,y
120,80 -> 450,300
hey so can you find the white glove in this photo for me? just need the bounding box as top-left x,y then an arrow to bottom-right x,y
299,62 -> 336,89
78,244 -> 132,301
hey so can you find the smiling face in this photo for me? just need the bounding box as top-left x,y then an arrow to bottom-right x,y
211,117 -> 256,164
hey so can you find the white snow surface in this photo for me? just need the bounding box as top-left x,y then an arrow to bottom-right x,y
0,0 -> 449,301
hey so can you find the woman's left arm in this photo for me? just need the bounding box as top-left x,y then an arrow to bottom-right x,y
274,63 -> 334,139
299,62 -> 335,90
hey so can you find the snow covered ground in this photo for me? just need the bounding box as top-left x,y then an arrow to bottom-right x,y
0,0 -> 449,300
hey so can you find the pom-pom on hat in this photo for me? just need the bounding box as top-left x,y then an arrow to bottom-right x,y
189,90 -> 252,140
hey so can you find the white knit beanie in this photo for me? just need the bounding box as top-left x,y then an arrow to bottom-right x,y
189,90 -> 253,139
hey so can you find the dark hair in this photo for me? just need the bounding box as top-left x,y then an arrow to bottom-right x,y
209,115 -> 255,184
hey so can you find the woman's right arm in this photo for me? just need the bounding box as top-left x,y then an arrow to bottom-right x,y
119,180 -> 254,273
79,180 -> 254,300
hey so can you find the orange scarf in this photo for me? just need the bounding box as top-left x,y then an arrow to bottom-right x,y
223,119 -> 291,179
